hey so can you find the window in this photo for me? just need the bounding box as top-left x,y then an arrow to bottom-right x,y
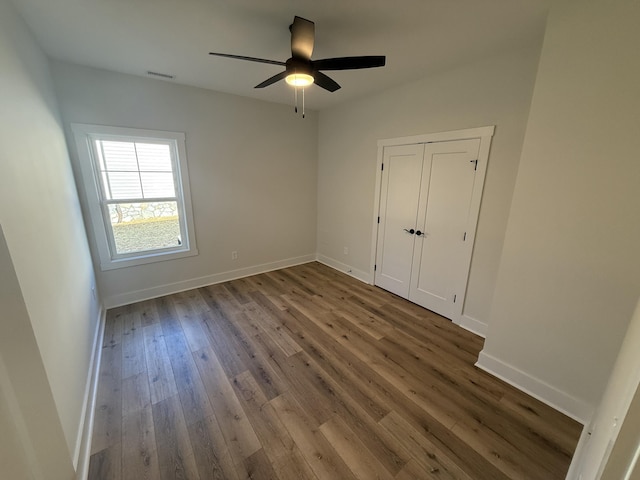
72,124 -> 197,270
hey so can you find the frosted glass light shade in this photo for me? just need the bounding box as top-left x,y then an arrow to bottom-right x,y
285,73 -> 314,87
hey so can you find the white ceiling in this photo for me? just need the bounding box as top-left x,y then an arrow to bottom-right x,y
11,0 -> 550,111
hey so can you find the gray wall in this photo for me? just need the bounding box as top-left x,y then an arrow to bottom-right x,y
51,62 -> 319,307
0,0 -> 100,475
481,0 -> 640,422
316,42 -> 543,335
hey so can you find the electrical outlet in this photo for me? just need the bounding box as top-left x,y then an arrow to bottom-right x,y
231,251 -> 238,260
343,246 -> 349,255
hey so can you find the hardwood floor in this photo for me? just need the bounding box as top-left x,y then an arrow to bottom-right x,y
88,262 -> 582,479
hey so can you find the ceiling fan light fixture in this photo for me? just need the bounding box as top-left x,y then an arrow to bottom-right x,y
285,73 -> 314,87
209,16 -> 385,96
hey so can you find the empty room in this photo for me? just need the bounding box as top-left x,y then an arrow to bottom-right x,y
1,0 -> 639,479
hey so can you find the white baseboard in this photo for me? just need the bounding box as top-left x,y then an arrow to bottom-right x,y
74,306 -> 106,480
315,254 -> 371,284
104,254 -> 316,308
318,257 -> 488,339
476,350 -> 593,424
457,314 -> 488,338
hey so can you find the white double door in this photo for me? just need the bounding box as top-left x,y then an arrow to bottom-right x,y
374,138 -> 481,320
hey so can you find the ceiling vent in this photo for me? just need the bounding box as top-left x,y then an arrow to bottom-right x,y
146,71 -> 175,79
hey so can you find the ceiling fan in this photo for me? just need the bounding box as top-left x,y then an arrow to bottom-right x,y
209,16 -> 386,93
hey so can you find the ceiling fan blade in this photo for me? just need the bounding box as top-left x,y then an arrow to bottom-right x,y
314,71 -> 341,92
209,52 -> 285,66
290,16 -> 315,60
312,56 -> 386,71
255,71 -> 288,89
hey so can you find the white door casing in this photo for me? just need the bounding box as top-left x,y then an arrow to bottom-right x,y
371,126 -> 494,326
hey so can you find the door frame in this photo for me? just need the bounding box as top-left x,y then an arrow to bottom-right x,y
370,126 -> 495,327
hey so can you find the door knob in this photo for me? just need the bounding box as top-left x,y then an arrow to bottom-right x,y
403,228 -> 415,234
416,230 -> 424,236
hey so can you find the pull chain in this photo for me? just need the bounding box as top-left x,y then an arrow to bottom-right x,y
292,79 -> 306,119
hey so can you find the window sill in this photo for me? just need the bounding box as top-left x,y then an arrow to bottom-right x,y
99,247 -> 198,271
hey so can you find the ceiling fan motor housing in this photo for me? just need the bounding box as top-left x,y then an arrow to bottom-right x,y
286,57 -> 314,77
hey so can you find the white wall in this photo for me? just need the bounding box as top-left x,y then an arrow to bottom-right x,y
0,364 -> 31,480
51,61 -> 318,307
0,358 -> 31,480
567,299 -> 640,478
601,382 -> 640,479
480,0 -> 640,423
0,0 -> 100,473
0,227 -> 73,479
316,42 -> 544,334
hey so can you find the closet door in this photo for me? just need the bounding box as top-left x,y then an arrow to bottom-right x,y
408,138 -> 480,318
374,144 -> 425,297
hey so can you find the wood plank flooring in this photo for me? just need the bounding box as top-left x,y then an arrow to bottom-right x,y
88,262 -> 582,480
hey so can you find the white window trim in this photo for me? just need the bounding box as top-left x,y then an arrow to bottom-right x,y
72,123 -> 198,270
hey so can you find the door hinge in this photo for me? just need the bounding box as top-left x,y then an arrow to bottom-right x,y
381,163 -> 384,171
463,232 -> 467,241
377,216 -> 380,223
374,264 -> 377,271
453,294 -> 457,303
470,159 -> 478,171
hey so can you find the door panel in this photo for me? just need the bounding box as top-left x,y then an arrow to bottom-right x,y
374,144 -> 424,297
409,139 -> 480,318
